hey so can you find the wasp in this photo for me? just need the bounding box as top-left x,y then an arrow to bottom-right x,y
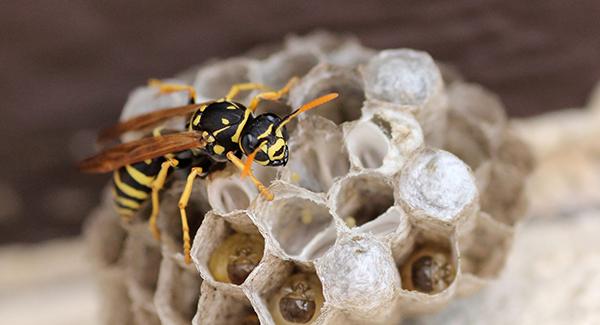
79,77 -> 338,263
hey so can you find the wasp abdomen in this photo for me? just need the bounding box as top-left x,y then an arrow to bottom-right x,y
112,158 -> 165,217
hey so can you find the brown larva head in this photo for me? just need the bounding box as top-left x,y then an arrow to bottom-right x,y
279,281 -> 317,323
270,273 -> 324,324
401,246 -> 455,294
227,246 -> 263,285
209,233 -> 265,285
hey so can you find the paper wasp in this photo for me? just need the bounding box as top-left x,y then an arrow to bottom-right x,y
79,77 -> 338,263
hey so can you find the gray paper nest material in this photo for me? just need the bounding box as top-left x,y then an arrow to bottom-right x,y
85,31 -> 532,324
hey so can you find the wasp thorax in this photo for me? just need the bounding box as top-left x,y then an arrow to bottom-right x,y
400,247 -> 455,294
270,273 -> 324,324
209,233 -> 264,285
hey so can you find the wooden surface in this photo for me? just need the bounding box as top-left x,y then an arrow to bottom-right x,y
1,0 -> 600,243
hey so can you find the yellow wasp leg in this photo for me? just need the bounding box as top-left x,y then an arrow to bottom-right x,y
177,167 -> 204,264
148,79 -> 198,103
246,77 -> 299,112
226,152 -> 274,201
224,82 -> 272,101
149,158 -> 179,240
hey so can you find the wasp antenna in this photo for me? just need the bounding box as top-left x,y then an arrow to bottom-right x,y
277,92 -> 339,130
242,141 -> 268,178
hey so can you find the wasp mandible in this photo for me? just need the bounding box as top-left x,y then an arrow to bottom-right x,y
79,77 -> 338,263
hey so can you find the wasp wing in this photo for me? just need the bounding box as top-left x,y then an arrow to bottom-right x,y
98,102 -> 212,143
79,132 -> 206,173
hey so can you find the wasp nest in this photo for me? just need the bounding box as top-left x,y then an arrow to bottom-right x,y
86,31 -> 533,324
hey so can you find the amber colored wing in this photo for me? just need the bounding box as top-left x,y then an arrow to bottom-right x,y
98,102 -> 212,143
78,132 -> 206,173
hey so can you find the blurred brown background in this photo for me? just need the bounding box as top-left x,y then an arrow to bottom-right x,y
1,0 -> 599,244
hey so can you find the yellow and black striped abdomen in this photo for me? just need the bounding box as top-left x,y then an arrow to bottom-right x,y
112,157 -> 165,217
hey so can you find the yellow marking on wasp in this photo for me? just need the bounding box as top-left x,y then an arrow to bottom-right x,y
212,125 -> 231,136
227,105 -> 237,110
113,172 -> 149,200
255,158 -> 269,166
275,127 -> 283,137
257,124 -> 273,140
213,144 -> 225,155
193,115 -> 201,126
115,195 -> 141,209
125,165 -> 155,187
221,118 -> 230,125
202,131 -> 216,143
268,138 -> 286,159
116,207 -> 134,217
301,208 -> 313,224
144,159 -> 152,165
232,109 -> 250,143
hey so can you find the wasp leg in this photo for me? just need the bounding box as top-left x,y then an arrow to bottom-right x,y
177,167 -> 203,264
148,79 -> 198,104
149,158 -> 179,240
226,152 -> 274,201
224,82 -> 272,101
246,77 -> 299,112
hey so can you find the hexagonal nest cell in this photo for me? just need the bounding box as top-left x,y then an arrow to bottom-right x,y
85,31 -> 533,324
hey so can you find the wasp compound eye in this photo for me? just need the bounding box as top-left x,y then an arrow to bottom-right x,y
209,233 -> 264,285
400,246 -> 455,294
270,273 -> 323,324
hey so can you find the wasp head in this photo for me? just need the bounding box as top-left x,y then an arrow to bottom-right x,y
240,113 -> 289,167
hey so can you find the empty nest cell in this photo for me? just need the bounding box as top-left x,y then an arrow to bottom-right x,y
332,173 -> 395,230
282,117 -> 350,193
207,174 -> 258,214
256,193 -> 336,261
344,120 -> 390,170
